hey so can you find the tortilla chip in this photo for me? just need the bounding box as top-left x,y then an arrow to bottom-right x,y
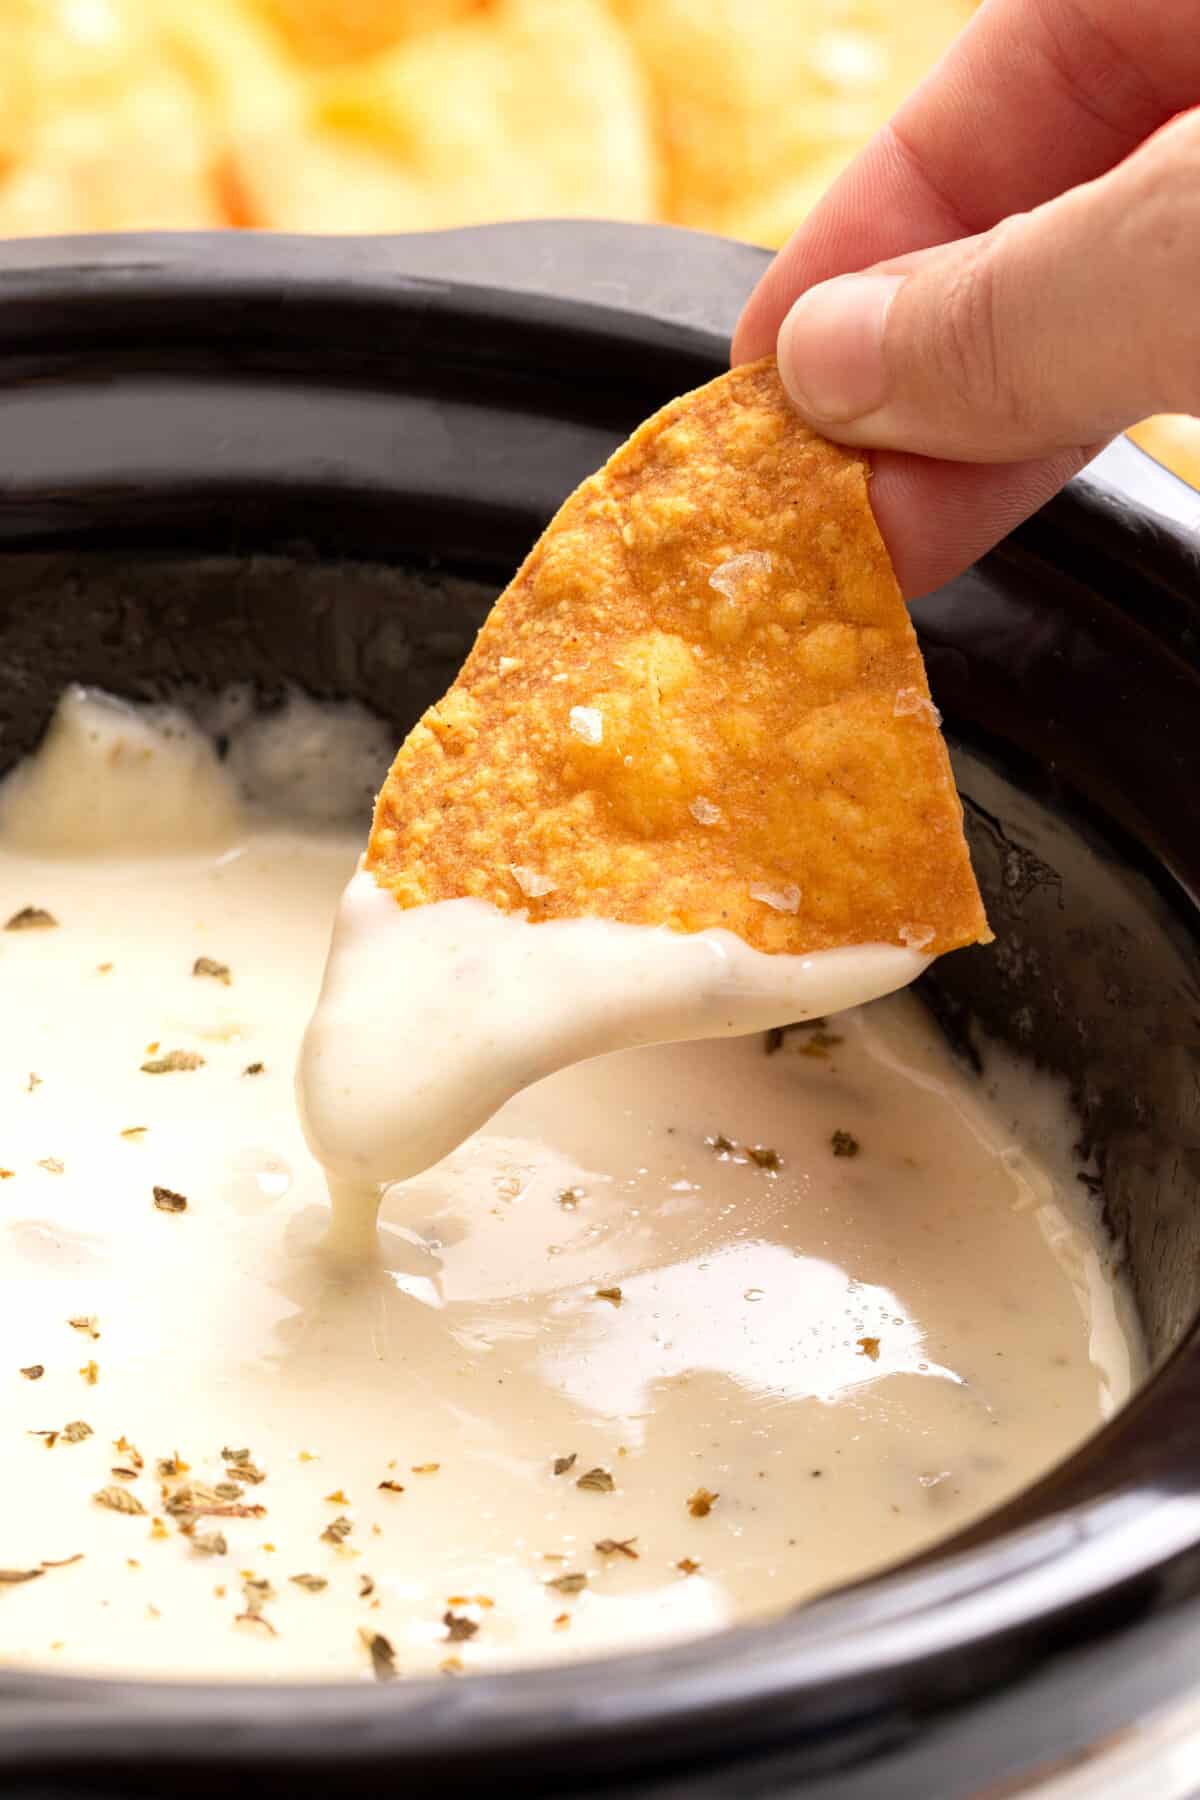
234,0 -> 655,234
367,360 -> 989,960
610,0 -> 974,240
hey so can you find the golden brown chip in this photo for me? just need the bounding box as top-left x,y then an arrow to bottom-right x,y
611,0 -> 975,243
232,0 -> 655,234
368,359 -> 989,959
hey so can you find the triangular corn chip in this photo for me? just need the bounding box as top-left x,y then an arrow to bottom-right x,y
367,358 -> 989,959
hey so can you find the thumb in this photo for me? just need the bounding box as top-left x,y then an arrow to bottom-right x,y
775,108 -> 1200,462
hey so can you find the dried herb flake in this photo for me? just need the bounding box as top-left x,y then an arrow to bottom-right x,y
831,1130 -> 861,1159
746,1145 -> 782,1172
546,1572 -> 588,1595
553,1453 -> 577,1477
141,1050 -> 204,1074
193,957 -> 232,986
153,1186 -> 188,1214
5,907 -> 57,931
236,1577 -> 277,1630
687,1488 -> 719,1518
68,1316 -> 100,1339
594,1287 -> 623,1307
19,1364 -> 44,1381
290,1573 -> 328,1593
443,1610 -> 478,1642
360,1628 -> 397,1681
576,1467 -> 615,1494
321,1515 -> 352,1545
94,1485 -> 146,1516
594,1537 -> 639,1560
857,1336 -> 881,1361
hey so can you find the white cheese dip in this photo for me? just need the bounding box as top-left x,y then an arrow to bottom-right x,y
0,689 -> 1138,1683
298,875 -> 928,1250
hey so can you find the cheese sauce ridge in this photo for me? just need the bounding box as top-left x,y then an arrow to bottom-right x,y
0,689 -> 1139,1683
299,874 -> 929,1243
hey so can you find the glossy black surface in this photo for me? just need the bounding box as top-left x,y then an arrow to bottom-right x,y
0,226 -> 1198,1799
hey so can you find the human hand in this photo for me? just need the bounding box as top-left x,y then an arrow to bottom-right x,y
733,0 -> 1200,597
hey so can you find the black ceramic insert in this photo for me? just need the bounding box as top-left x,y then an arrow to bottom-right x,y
0,225 -> 1198,1799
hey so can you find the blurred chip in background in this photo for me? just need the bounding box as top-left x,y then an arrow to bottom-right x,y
233,0 -> 656,232
0,0 -> 973,240
0,0 -> 1195,487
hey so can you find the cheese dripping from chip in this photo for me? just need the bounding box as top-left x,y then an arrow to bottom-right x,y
298,359 -> 990,1246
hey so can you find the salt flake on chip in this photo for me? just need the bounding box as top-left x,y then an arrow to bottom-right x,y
511,866 -> 557,899
569,706 -> 604,746
899,924 -> 935,950
750,883 -> 801,915
689,797 -> 722,826
708,551 -> 774,599
894,687 -> 942,726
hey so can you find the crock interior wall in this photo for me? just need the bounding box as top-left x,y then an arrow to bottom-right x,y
2,544 -> 1197,1367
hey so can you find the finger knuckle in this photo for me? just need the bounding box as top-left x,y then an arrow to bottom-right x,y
936,233 -> 1026,432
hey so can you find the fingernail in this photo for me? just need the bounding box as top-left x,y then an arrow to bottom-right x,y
777,273 -> 904,425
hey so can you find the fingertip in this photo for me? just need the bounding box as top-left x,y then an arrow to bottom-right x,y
867,447 -> 1095,599
731,224 -> 821,366
731,286 -> 778,366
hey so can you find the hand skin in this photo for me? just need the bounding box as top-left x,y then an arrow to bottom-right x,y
733,0 -> 1200,598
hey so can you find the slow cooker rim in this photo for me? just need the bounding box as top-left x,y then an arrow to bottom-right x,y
0,223 -> 1198,1786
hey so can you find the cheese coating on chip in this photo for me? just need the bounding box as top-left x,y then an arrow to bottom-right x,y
368,359 -> 991,958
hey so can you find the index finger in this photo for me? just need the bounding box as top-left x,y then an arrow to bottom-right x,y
734,0 -> 1200,360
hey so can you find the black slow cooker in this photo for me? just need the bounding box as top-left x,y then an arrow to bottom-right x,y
0,222 -> 1198,1798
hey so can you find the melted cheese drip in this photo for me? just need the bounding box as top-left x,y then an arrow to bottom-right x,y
298,873 -> 927,1248
0,691 -> 1137,1683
